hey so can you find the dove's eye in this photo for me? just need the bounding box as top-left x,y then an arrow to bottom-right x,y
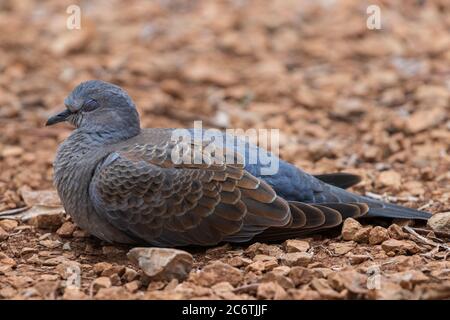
82,98 -> 100,112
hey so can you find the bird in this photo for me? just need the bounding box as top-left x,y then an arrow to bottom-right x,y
46,80 -> 431,246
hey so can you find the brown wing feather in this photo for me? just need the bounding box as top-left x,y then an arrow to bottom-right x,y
253,202 -> 364,242
91,138 -> 291,246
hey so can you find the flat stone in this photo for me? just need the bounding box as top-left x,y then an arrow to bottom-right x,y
189,261 -> 243,287
428,212 -> 450,233
330,242 -> 356,255
280,252 -> 313,267
283,239 -> 310,253
381,239 -> 421,255
127,247 -> 193,281
39,239 -> 62,249
27,208 -> 64,230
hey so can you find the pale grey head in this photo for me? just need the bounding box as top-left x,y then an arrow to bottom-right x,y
46,80 -> 140,138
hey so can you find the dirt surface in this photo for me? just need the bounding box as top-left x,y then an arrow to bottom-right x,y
0,0 -> 449,300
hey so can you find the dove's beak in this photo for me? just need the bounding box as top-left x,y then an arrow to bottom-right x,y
46,109 -> 72,126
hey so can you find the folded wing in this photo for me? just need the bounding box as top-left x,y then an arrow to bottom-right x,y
90,137 -> 291,246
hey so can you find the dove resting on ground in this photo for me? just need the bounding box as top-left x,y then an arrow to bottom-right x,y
46,80 -> 431,246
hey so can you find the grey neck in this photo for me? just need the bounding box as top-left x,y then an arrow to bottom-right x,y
77,126 -> 141,146
53,128 -> 129,235
52,128 -> 138,243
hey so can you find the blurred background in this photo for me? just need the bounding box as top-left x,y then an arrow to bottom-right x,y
0,0 -> 449,213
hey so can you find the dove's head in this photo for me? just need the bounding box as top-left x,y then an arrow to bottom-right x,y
46,80 -> 141,137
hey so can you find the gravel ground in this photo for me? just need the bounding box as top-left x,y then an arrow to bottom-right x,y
0,0 -> 449,300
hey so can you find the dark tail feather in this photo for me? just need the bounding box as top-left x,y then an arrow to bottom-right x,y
319,185 -> 431,221
365,199 -> 431,220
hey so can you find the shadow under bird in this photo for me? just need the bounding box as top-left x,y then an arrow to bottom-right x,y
46,80 -> 431,246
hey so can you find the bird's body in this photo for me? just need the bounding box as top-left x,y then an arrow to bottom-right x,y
48,80 -> 431,246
